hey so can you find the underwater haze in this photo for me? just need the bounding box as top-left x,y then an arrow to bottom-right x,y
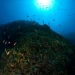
0,0 -> 75,43
0,1 -> 75,74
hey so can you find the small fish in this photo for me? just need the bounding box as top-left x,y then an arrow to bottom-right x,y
37,3 -> 38,5
8,35 -> 10,39
7,27 -> 9,29
71,19 -> 72,20
48,23 -> 50,25
27,14 -> 29,18
46,7 -> 48,8
33,15 -> 35,17
30,19 -> 32,21
13,42 -> 16,46
68,22 -> 70,24
8,42 -> 10,44
5,41 -> 7,44
3,40 -> 5,43
56,40 -> 59,43
35,29 -> 37,32
60,32 -> 63,34
33,23 -> 35,25
68,15 -> 72,16
56,36 -> 59,38
20,53 -> 24,57
53,19 -> 55,21
69,34 -> 71,35
38,18 -> 40,20
7,51 -> 10,55
42,20 -> 44,24
4,32 -> 6,34
58,24 -> 61,26
28,59 -> 30,62
5,48 -> 10,55
63,31 -> 65,33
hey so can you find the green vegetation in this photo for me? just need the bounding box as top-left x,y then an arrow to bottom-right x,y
0,20 -> 75,75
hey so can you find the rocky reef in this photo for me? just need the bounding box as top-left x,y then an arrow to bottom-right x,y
0,20 -> 75,75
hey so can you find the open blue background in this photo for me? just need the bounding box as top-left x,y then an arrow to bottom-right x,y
0,0 -> 75,43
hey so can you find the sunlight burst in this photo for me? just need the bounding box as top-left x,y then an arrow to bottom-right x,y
35,0 -> 54,10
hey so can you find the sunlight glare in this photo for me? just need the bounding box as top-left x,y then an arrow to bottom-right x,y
35,0 -> 54,10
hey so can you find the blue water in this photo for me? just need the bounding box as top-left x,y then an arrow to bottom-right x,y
0,0 -> 75,44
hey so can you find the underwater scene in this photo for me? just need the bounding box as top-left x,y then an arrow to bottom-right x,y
0,0 -> 75,75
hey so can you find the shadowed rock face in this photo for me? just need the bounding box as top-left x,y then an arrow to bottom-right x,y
62,32 -> 75,45
0,20 -> 75,75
